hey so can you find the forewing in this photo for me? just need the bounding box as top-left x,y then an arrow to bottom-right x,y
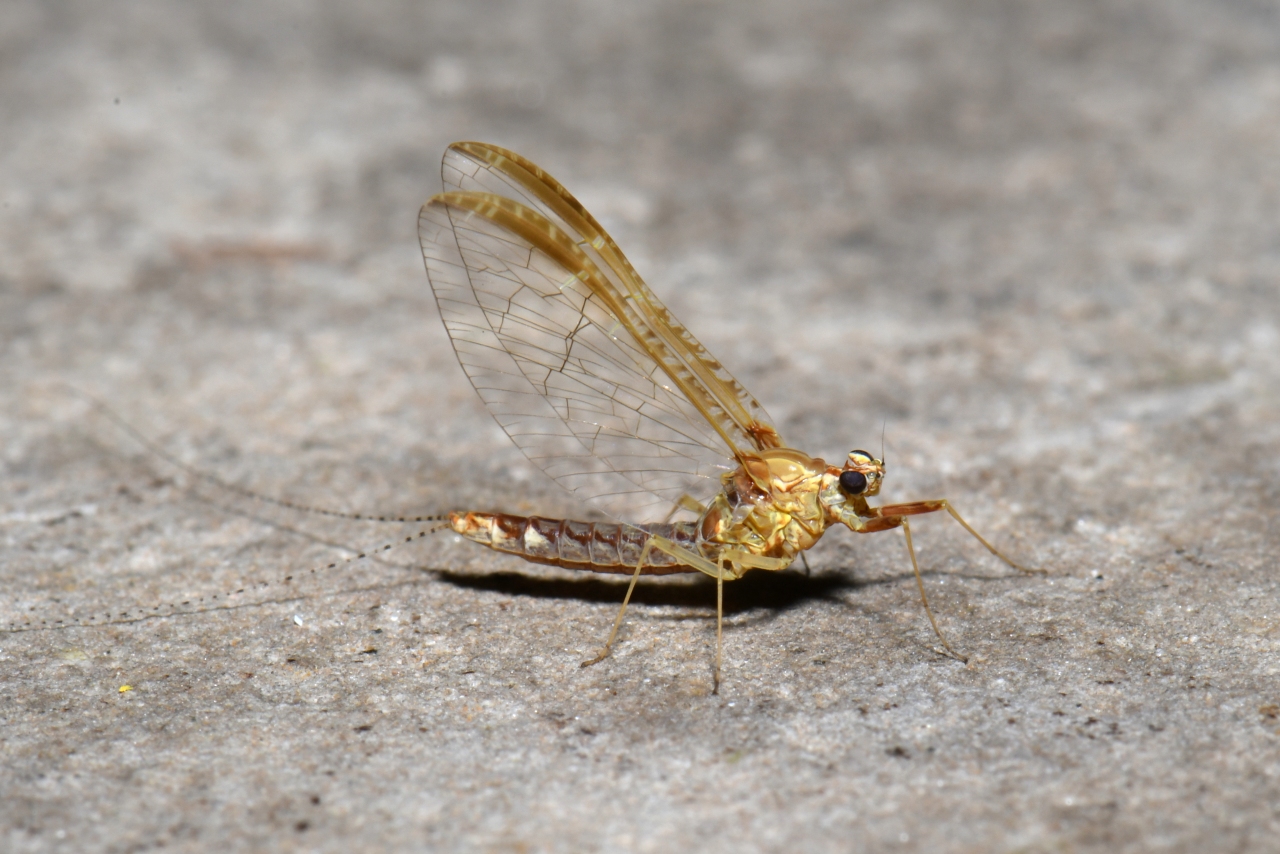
440,142 -> 784,453
420,193 -> 735,522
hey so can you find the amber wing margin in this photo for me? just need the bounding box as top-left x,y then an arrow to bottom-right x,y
433,189 -> 763,459
421,191 -> 735,521
443,141 -> 783,454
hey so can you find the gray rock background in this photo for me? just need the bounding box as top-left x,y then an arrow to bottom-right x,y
3,1 -> 1280,851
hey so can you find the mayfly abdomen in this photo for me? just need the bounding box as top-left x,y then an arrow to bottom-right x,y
449,511 -> 702,575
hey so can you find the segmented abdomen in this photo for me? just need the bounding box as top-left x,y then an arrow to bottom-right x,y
449,511 -> 701,575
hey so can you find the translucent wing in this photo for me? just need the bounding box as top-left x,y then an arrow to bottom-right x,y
440,142 -> 783,453
419,144 -> 784,522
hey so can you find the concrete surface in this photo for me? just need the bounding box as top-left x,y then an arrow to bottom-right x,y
3,1 -> 1280,851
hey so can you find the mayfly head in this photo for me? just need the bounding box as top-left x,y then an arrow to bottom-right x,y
838,449 -> 884,497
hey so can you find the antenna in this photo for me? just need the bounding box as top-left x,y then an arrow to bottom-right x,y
62,383 -> 443,524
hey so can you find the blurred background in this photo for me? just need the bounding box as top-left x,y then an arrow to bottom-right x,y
4,1 -> 1279,499
3,1 -> 1280,851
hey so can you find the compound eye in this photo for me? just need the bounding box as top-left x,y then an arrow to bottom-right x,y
848,449 -> 873,463
839,470 -> 868,494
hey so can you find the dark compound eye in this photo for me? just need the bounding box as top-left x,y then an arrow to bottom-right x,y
839,470 -> 868,494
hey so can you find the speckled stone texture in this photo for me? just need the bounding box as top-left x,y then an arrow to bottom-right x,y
3,1 -> 1280,851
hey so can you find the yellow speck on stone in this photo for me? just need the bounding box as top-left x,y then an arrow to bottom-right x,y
118,685 -> 132,693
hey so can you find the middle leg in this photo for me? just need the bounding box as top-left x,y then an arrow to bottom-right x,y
900,519 -> 966,663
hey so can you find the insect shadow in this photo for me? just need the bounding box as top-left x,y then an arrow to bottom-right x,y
431,566 -> 853,616
426,563 -> 1018,662
429,556 -> 1034,642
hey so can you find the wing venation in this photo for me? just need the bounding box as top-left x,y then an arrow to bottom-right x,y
419,142 -> 784,522
440,142 -> 783,452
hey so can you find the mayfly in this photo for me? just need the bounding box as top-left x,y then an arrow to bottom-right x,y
420,141 -> 1039,690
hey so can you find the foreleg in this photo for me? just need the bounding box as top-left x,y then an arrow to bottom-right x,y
874,499 -> 1041,574
843,512 -> 966,660
845,498 -> 1038,661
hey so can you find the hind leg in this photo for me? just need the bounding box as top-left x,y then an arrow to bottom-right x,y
580,536 -> 725,670
580,539 -> 787,692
